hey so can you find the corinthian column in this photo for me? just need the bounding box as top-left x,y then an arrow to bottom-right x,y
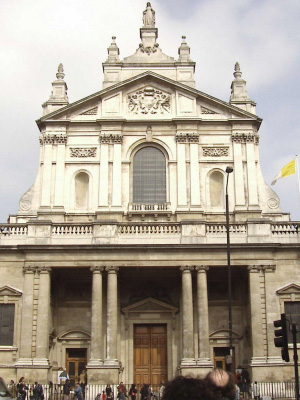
17,266 -> 35,365
180,266 -> 195,364
105,266 -> 119,365
195,266 -> 213,367
248,265 -> 265,362
34,267 -> 51,365
88,266 -> 104,366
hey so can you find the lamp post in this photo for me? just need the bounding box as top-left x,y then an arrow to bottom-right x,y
226,166 -> 234,372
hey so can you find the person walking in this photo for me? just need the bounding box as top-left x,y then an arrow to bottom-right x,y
74,383 -> 83,400
129,384 -> 137,400
63,379 -> 71,400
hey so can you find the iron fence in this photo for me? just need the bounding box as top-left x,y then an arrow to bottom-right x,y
9,382 -> 299,400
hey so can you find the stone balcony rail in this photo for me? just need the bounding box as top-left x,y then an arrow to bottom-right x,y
128,203 -> 170,211
0,221 -> 299,245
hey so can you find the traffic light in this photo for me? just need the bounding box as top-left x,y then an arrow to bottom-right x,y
274,313 -> 290,362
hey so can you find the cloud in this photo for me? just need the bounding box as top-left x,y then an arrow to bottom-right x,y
0,0 -> 300,221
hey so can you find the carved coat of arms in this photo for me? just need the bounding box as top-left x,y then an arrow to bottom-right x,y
128,87 -> 171,114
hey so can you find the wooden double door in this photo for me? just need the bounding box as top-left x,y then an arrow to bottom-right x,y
66,348 -> 87,386
134,324 -> 167,386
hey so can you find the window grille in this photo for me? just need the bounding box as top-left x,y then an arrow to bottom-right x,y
133,147 -> 166,204
0,304 -> 14,346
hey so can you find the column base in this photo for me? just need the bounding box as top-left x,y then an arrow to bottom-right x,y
87,359 -> 104,367
196,358 -> 214,368
104,359 -> 119,366
249,356 -> 268,366
15,358 -> 33,366
32,358 -> 50,367
180,358 -> 197,367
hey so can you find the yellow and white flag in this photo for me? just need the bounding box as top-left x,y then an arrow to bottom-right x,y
271,158 -> 296,185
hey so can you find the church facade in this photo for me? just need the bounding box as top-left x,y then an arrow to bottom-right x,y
1,2 -> 300,386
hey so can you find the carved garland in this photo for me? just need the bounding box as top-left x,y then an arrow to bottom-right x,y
70,148 -> 97,158
232,133 -> 259,144
80,107 -> 98,115
175,133 -> 199,143
99,134 -> 123,144
39,134 -> 67,145
203,147 -> 229,157
201,106 -> 217,115
138,42 -> 159,55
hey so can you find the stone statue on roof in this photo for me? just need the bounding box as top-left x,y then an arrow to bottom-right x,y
143,2 -> 155,27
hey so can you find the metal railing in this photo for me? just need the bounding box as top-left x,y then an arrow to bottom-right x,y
8,382 -> 299,400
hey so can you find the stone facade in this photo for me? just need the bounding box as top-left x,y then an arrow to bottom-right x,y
0,2 -> 299,386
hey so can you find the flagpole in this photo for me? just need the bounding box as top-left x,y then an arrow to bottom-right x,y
296,156 -> 300,214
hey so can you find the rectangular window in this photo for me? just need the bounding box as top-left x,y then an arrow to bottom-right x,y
0,304 -> 15,346
284,301 -> 300,343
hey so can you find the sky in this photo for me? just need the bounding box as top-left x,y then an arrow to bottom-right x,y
0,0 -> 300,223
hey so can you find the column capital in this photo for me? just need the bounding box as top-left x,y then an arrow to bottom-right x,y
262,265 -> 276,273
248,265 -> 262,273
180,266 -> 194,273
37,266 -> 52,274
23,266 -> 36,274
105,266 -> 119,273
195,266 -> 209,273
90,266 -> 105,273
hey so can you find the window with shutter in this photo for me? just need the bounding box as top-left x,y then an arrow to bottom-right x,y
133,147 -> 166,204
0,304 -> 15,346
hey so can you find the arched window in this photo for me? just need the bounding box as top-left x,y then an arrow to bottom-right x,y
133,146 -> 166,204
75,172 -> 89,208
209,171 -> 224,207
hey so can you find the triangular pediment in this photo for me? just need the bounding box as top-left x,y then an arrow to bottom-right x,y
276,282 -> 300,295
37,71 -> 261,126
122,297 -> 178,314
0,285 -> 22,296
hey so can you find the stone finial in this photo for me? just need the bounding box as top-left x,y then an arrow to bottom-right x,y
106,36 -> 120,63
230,61 -> 256,114
233,62 -> 242,80
42,63 -> 69,115
143,2 -> 155,27
178,35 -> 192,62
56,63 -> 65,80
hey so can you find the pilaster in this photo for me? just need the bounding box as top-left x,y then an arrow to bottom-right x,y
34,267 -> 51,367
248,265 -> 266,365
99,136 -> 109,207
176,141 -> 187,207
54,136 -> 67,209
190,142 -> 201,208
16,266 -> 35,366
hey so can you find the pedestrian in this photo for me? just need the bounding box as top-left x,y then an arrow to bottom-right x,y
159,383 -> 165,400
9,380 -> 17,398
101,391 -> 107,400
105,385 -> 113,400
117,382 -> 126,400
79,370 -> 87,400
17,377 -> 28,400
129,384 -> 137,400
252,381 -> 260,400
33,382 -> 44,400
74,383 -> 83,400
140,384 -> 150,400
63,379 -> 71,400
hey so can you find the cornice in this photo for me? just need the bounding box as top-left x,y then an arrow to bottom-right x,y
36,71 -> 262,126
